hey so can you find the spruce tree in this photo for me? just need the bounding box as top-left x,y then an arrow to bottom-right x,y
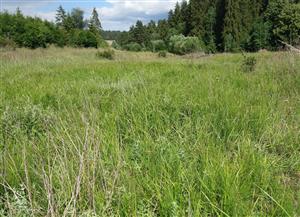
203,6 -> 217,53
89,8 -> 102,33
190,0 -> 211,37
180,0 -> 191,36
55,5 -> 66,28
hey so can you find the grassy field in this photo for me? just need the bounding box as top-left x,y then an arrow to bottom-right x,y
0,48 -> 299,216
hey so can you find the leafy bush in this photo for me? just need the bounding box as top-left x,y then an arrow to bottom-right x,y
224,34 -> 239,52
69,30 -> 98,48
123,42 -> 142,52
244,19 -> 270,52
168,35 -> 203,55
97,37 -> 109,48
151,40 -> 166,52
0,36 -> 17,50
96,49 -> 115,60
112,41 -> 121,50
241,56 -> 257,72
158,51 -> 167,58
22,19 -> 49,48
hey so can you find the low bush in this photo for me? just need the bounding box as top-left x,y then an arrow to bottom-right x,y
96,49 -> 115,60
123,42 -> 142,52
168,35 -> 203,55
0,36 -> 17,51
69,30 -> 98,48
241,56 -> 257,72
97,37 -> 109,48
158,51 -> 167,58
112,41 -> 121,50
151,40 -> 167,52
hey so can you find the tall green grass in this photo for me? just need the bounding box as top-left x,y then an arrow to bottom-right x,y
0,48 -> 299,216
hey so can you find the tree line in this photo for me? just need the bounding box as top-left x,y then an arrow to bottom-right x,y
0,6 -> 106,49
114,0 -> 300,53
0,0 -> 299,53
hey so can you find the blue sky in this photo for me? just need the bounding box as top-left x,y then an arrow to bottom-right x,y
0,0 -> 179,30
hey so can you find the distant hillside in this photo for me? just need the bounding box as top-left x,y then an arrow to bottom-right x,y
102,30 -> 123,40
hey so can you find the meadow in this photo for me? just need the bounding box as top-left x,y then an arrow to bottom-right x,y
0,48 -> 299,216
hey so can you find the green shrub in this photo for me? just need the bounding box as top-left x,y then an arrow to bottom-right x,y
151,40 -> 166,52
158,51 -> 167,58
241,56 -> 257,72
22,19 -> 49,48
0,36 -> 17,50
97,37 -> 109,48
112,41 -> 121,50
69,29 -> 98,48
123,42 -> 142,52
96,49 -> 115,60
168,35 -> 203,55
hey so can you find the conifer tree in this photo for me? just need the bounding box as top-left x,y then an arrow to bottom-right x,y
89,8 -> 102,33
203,6 -> 217,53
55,5 -> 66,28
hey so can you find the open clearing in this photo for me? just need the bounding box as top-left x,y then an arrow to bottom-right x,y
0,48 -> 300,216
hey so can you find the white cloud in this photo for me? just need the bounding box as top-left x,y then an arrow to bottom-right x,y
1,0 -> 50,11
1,0 -> 56,21
1,0 -> 180,30
99,0 -> 179,30
34,11 -> 56,21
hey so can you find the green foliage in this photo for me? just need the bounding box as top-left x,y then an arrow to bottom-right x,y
0,7 -> 105,49
123,42 -> 142,52
130,20 -> 150,46
22,18 -> 49,48
111,41 -> 121,50
224,33 -> 239,52
0,36 -> 17,50
265,1 -> 300,46
70,8 -> 85,29
113,0 -> 300,53
241,56 -> 257,72
168,35 -> 203,55
102,30 -> 122,40
203,6 -> 217,53
95,49 -> 115,60
97,37 -> 109,48
89,8 -> 102,34
1,1 -> 300,52
69,29 -> 98,48
55,5 -> 66,28
158,50 -> 167,57
245,19 -> 271,52
151,40 -> 166,52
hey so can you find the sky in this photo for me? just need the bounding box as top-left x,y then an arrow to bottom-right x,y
0,0 -> 179,30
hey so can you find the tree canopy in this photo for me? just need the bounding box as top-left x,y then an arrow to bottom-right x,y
1,1 -> 299,52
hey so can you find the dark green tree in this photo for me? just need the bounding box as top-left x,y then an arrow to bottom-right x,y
157,20 -> 169,41
245,18 -> 270,51
131,20 -> 149,46
265,0 -> 300,46
180,0 -> 192,36
203,6 -> 217,53
71,8 -> 85,29
55,5 -> 66,28
89,8 -> 102,33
